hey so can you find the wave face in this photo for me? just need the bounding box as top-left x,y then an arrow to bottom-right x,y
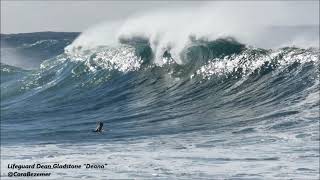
2,35 -> 319,142
1,32 -> 319,178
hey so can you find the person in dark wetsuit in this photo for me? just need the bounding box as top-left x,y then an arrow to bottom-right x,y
94,121 -> 103,132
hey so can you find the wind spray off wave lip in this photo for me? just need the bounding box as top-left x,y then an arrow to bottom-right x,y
66,1 -> 319,65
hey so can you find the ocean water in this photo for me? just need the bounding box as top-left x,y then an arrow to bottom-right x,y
1,29 -> 319,179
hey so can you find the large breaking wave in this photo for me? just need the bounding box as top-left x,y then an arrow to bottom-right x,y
1,35 -> 319,144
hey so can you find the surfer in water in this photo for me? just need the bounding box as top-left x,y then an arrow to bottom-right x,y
94,121 -> 104,133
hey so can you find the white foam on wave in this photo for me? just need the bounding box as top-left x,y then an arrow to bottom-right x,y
195,48 -> 319,80
66,45 -> 142,73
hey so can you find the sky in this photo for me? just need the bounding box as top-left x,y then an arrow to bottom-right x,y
1,1 -> 200,33
1,1 -> 319,34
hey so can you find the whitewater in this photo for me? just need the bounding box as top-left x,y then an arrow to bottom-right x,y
1,1 -> 319,179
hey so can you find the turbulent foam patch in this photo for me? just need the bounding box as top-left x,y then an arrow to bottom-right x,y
1,130 -> 319,179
